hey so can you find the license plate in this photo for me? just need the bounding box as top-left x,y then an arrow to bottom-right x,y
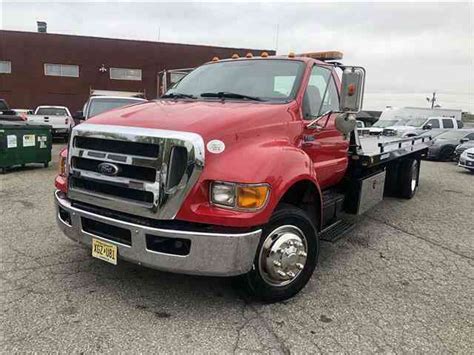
92,238 -> 117,265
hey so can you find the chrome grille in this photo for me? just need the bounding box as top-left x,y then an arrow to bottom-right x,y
67,123 -> 205,219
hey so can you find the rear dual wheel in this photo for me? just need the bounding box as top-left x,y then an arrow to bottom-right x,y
399,158 -> 420,199
385,157 -> 420,199
242,204 -> 319,303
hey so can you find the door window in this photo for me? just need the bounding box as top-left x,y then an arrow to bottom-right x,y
426,118 -> 440,128
320,77 -> 339,113
442,119 -> 454,128
303,66 -> 339,119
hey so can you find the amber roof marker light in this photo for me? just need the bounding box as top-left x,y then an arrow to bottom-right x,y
246,52 -> 253,58
296,51 -> 344,61
231,53 -> 239,59
261,52 -> 269,58
211,56 -> 219,62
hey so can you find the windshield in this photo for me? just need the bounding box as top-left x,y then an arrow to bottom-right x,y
166,59 -> 305,102
87,98 -> 144,118
406,118 -> 427,127
36,107 -> 68,116
436,130 -> 470,140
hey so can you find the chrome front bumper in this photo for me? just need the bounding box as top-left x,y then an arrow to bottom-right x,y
55,191 -> 261,276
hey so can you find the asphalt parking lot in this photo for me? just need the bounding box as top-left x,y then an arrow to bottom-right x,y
1,143 -> 473,353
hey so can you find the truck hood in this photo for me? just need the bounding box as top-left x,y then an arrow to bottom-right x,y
85,100 -> 292,142
388,125 -> 417,132
368,127 -> 384,132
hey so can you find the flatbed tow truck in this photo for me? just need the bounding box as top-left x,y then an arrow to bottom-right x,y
54,51 -> 432,302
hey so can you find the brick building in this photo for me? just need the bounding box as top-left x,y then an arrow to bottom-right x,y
0,30 -> 274,112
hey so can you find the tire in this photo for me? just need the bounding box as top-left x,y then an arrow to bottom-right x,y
399,158 -> 420,199
439,146 -> 455,161
242,204 -> 319,303
384,162 -> 400,196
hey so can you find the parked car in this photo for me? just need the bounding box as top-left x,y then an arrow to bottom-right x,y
418,129 -> 449,139
427,129 -> 474,161
458,148 -> 474,172
367,118 -> 408,135
454,139 -> 474,161
369,106 -> 462,136
27,106 -> 73,139
0,99 -> 16,116
385,116 -> 462,137
74,96 -> 147,124
12,109 -> 34,115
0,99 -> 24,121
12,109 -> 34,121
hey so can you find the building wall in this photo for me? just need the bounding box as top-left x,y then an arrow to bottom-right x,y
0,30 -> 274,112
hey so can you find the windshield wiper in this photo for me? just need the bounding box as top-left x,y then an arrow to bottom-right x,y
161,92 -> 196,99
200,92 -> 264,101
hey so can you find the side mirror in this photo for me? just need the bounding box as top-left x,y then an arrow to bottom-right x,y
422,123 -> 432,130
73,111 -> 84,121
335,113 -> 357,135
340,66 -> 366,113
460,138 -> 469,144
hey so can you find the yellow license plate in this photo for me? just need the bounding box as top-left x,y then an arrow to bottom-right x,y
92,238 -> 117,265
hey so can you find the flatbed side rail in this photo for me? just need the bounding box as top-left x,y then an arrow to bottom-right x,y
378,136 -> 433,153
353,135 -> 433,169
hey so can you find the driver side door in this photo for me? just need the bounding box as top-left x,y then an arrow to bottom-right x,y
301,66 -> 349,188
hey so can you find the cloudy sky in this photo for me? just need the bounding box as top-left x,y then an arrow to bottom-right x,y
1,1 -> 473,112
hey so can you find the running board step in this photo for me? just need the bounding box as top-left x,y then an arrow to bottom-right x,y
320,220 -> 355,243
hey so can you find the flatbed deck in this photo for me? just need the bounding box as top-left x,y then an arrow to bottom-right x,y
353,134 -> 433,168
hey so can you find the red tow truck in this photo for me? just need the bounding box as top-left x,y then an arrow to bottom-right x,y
55,51 -> 432,302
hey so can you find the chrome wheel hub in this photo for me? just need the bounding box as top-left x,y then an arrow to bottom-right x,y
259,225 -> 308,286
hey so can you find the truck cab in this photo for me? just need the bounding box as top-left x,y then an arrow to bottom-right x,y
54,52 -> 431,302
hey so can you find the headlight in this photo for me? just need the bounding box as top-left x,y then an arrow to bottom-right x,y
210,182 -> 270,210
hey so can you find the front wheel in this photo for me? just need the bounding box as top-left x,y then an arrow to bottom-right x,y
242,204 -> 319,303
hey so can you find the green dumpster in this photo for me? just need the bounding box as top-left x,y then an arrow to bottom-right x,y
0,120 -> 52,173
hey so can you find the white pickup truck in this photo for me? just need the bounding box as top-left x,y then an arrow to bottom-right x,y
384,116 -> 463,137
27,106 -> 73,139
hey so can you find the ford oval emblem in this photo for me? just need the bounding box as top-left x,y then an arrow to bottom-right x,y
97,162 -> 120,176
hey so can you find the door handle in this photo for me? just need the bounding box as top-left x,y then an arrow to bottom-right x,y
302,140 -> 321,148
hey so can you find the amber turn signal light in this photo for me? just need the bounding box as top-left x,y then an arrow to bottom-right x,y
348,83 -> 356,96
236,185 -> 270,209
59,155 -> 67,176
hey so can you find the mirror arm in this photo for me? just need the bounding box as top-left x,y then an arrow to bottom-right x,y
306,110 -> 333,129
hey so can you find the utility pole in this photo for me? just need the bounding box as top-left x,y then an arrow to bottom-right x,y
158,27 -> 161,41
426,91 -> 437,109
275,23 -> 279,54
